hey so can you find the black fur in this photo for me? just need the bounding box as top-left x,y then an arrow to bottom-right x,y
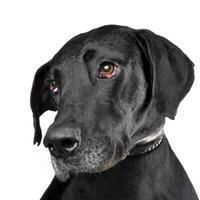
30,25 -> 198,200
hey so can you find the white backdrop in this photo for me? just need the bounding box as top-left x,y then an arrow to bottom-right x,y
0,0 -> 199,199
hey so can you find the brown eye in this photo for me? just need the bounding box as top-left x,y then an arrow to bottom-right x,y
49,80 -> 58,95
99,62 -> 119,79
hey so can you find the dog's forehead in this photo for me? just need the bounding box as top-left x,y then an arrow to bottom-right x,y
53,25 -> 136,61
50,25 -> 139,77
85,25 -> 134,46
84,26 -> 138,59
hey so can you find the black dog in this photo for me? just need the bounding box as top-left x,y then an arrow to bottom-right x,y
30,25 -> 199,200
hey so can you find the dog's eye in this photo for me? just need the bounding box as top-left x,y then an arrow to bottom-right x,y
99,62 -> 119,79
49,80 -> 58,95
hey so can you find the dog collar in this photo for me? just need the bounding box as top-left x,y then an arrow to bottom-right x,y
127,128 -> 164,157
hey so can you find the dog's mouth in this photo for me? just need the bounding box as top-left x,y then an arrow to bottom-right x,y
50,143 -> 115,182
50,139 -> 130,182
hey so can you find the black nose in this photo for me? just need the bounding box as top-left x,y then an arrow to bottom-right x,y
43,127 -> 81,158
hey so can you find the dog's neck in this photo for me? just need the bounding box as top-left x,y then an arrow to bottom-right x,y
128,127 -> 164,156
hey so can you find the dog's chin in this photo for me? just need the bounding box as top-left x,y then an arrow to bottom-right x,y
50,150 -> 122,182
50,157 -> 113,182
51,157 -> 70,182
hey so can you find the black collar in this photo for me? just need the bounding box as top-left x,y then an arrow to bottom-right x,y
128,129 -> 164,157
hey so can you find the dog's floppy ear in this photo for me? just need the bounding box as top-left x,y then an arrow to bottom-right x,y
136,29 -> 194,119
30,63 -> 57,145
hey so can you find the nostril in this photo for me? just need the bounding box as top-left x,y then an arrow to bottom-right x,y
45,142 -> 56,154
61,138 -> 79,152
46,142 -> 63,158
47,143 -> 55,152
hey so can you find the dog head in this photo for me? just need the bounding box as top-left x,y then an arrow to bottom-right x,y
30,25 -> 194,181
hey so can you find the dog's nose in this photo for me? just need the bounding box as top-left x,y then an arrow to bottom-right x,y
43,127 -> 81,158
